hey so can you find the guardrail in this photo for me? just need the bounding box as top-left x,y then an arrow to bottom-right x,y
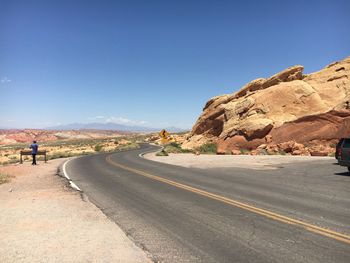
20,150 -> 47,164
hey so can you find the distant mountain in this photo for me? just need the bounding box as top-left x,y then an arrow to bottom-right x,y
45,122 -> 186,133
0,126 -> 15,130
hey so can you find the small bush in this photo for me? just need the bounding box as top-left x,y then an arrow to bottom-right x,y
94,145 -> 103,152
163,142 -> 193,154
180,148 -> 193,153
199,143 -> 217,154
156,150 -> 169,156
278,150 -> 287,155
170,142 -> 181,148
240,148 -> 251,155
258,149 -> 268,155
164,145 -> 182,154
328,152 -> 335,157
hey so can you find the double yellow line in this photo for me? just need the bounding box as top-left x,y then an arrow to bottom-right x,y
106,155 -> 350,245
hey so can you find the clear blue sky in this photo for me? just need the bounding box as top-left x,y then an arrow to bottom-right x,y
1,0 -> 349,129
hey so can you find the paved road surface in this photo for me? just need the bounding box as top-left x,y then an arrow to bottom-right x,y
65,144 -> 350,262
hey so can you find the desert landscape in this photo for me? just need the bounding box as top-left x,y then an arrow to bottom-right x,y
3,54 -> 350,165
0,129 -> 144,165
2,56 -> 350,166
0,129 -> 131,145
2,1 -> 350,262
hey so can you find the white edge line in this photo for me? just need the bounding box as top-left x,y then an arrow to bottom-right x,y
138,144 -> 163,158
62,158 -> 81,192
62,159 -> 71,180
70,181 -> 82,191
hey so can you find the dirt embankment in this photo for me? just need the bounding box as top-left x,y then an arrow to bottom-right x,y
0,160 -> 150,263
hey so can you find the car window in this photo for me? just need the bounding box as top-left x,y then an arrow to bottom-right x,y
342,139 -> 350,148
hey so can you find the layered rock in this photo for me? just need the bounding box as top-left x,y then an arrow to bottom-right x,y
182,56 -> 350,155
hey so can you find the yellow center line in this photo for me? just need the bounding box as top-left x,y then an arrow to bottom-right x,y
106,155 -> 350,245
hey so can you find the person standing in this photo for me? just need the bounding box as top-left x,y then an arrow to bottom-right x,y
30,140 -> 38,165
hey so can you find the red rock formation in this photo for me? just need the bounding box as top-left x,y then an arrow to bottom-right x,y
183,56 -> 350,156
270,110 -> 350,144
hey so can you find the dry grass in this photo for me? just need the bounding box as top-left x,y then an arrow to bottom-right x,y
0,135 -> 147,165
0,173 -> 12,184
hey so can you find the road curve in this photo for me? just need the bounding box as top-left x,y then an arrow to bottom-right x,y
65,144 -> 350,263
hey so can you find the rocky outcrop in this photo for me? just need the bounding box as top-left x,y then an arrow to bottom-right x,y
182,56 -> 350,155
234,65 -> 304,98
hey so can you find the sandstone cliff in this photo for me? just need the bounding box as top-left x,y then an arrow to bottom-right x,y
183,56 -> 350,155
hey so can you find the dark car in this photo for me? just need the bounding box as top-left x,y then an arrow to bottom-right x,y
335,138 -> 344,160
337,138 -> 350,173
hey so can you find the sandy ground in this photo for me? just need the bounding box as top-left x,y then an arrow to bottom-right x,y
144,152 -> 333,170
0,159 -> 151,263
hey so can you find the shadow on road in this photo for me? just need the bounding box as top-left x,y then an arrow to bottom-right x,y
334,171 -> 350,176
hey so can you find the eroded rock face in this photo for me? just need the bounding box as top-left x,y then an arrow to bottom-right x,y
184,56 -> 350,154
234,65 -> 304,99
269,110 -> 350,143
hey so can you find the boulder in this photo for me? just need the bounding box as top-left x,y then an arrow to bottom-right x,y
240,118 -> 273,139
266,144 -> 279,155
181,134 -> 213,150
231,149 -> 241,155
277,141 -> 295,153
310,150 -> 329,156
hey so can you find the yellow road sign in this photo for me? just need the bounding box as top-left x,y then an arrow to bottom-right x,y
159,129 -> 169,139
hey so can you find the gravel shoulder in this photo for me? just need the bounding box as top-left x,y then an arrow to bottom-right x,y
144,152 -> 333,170
0,159 -> 151,263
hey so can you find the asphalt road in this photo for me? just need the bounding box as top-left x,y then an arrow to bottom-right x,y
65,144 -> 350,263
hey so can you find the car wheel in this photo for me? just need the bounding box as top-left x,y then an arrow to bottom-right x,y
348,167 -> 350,173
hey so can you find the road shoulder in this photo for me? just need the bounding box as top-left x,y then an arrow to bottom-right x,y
0,159 -> 151,263
143,152 -> 333,170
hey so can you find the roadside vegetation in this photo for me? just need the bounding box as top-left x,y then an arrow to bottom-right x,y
239,148 -> 251,155
159,142 -> 219,156
156,150 -> 169,156
0,135 -> 146,165
328,152 -> 335,157
198,143 -> 217,154
0,173 -> 12,184
163,142 -> 193,154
